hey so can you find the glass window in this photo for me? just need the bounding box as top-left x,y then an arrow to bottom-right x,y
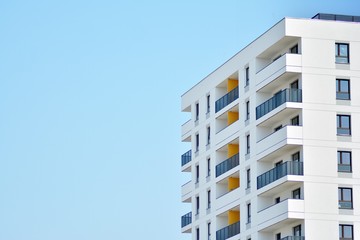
246,101 -> 250,120
337,115 -> 351,135
274,125 -> 282,132
339,225 -> 353,240
246,169 -> 251,189
246,135 -> 250,154
338,188 -> 353,209
196,165 -> 199,183
247,203 -> 251,223
293,188 -> 301,199
195,103 -> 199,121
207,190 -> 211,209
336,79 -> 350,100
207,95 -> 210,113
336,43 -> 349,64
291,115 -> 300,126
245,67 -> 250,86
207,126 -> 211,145
338,151 -> 352,172
293,225 -> 301,236
196,228 -> 200,240
196,196 -> 200,214
196,134 -> 200,151
290,44 -> 298,54
207,158 -> 211,177
207,222 -> 211,240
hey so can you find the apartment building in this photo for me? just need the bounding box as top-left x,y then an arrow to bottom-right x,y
180,13 -> 360,240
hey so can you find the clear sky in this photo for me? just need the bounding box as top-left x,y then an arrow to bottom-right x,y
0,1 -> 359,239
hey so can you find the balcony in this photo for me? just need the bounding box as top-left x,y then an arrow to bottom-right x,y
256,53 -> 302,91
216,153 -> 239,177
216,221 -> 240,240
215,87 -> 239,113
181,212 -> 192,228
181,119 -> 192,142
258,199 -> 304,231
257,161 -> 303,189
181,150 -> 192,166
256,88 -> 302,120
181,180 -> 192,202
256,125 -> 303,160
281,236 -> 305,240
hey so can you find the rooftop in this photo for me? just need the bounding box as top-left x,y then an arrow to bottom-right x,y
312,13 -> 360,22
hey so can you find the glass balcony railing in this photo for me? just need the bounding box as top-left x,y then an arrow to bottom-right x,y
216,221 -> 240,240
256,88 -> 302,120
339,201 -> 353,209
181,212 -> 192,228
216,153 -> 239,177
281,236 -> 305,240
181,150 -> 192,166
215,86 -> 239,113
257,161 -> 303,189
338,164 -> 351,172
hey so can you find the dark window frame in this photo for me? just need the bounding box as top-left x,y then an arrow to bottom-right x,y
337,115 -> 351,136
246,100 -> 250,120
246,134 -> 250,154
339,224 -> 353,240
336,79 -> 350,100
338,187 -> 353,209
245,67 -> 250,86
246,168 -> 251,189
338,151 -> 352,173
247,203 -> 251,223
336,43 -> 350,64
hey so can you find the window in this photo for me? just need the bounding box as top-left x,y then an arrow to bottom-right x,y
246,169 -> 251,189
337,115 -> 351,135
336,43 -> 349,64
274,125 -> 282,132
292,152 -> 300,162
338,151 -> 352,172
275,197 -> 280,204
276,233 -> 281,240
196,165 -> 199,183
207,222 -> 211,240
246,100 -> 250,120
245,67 -> 250,86
247,203 -> 251,223
196,228 -> 200,240
196,196 -> 200,214
291,115 -> 300,126
293,188 -> 301,199
195,103 -> 199,121
196,134 -> 200,151
336,79 -> 350,100
246,134 -> 250,154
338,188 -> 353,209
207,158 -> 211,177
207,95 -> 210,113
293,225 -> 301,237
207,126 -> 211,145
290,80 -> 299,89
339,225 -> 353,240
290,44 -> 298,54
207,190 -> 211,209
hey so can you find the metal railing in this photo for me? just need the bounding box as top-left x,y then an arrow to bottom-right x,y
215,86 -> 239,113
256,88 -> 302,119
281,236 -> 305,240
312,13 -> 360,22
216,153 -> 239,177
257,161 -> 303,189
181,212 -> 192,227
181,150 -> 192,166
216,221 -> 240,240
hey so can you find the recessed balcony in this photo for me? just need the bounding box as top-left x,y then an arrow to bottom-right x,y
257,199 -> 304,232
256,53 -> 302,91
181,180 -> 192,203
181,119 -> 192,142
216,153 -> 239,177
216,221 -> 240,240
215,86 -> 239,113
257,161 -> 303,189
256,88 -> 302,120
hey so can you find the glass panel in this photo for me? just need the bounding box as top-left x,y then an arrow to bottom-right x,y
342,116 -> 350,128
343,189 -> 352,201
340,45 -> 348,56
343,226 -> 353,238
342,152 -> 351,164
340,80 -> 349,92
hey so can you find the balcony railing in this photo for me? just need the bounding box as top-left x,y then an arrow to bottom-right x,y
256,88 -> 302,119
181,150 -> 192,166
181,212 -> 192,227
215,86 -> 239,113
338,164 -> 351,172
281,236 -> 305,240
216,221 -> 240,240
216,153 -> 239,177
257,161 -> 303,189
339,201 -> 353,209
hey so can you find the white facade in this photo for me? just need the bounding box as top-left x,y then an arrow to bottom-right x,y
180,14 -> 360,240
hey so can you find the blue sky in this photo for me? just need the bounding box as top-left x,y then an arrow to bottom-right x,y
0,1 -> 359,239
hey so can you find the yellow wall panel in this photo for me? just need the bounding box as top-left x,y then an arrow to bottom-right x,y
227,79 -> 238,92
228,210 -> 240,224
